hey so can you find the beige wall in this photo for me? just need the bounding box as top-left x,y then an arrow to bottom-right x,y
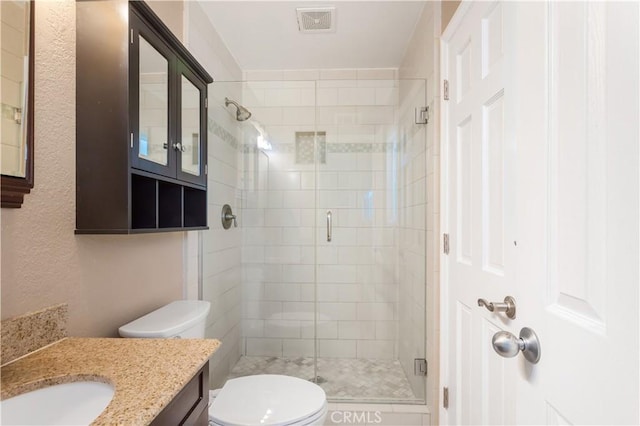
1,1 -> 28,178
442,0 -> 461,33
147,0 -> 183,40
0,0 -> 187,337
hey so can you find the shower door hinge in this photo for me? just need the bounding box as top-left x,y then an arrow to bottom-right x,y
443,79 -> 450,100
443,387 -> 449,409
414,358 -> 427,376
443,233 -> 450,255
205,97 -> 208,108
13,107 -> 22,125
415,106 -> 429,124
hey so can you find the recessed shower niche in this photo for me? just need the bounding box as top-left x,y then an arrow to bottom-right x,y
295,131 -> 326,164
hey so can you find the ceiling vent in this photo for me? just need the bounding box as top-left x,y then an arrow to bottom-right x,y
296,7 -> 336,33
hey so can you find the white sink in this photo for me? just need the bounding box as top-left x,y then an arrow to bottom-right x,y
1,381 -> 114,425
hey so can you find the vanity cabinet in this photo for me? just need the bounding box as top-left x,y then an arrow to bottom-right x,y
151,361 -> 210,426
76,0 -> 212,234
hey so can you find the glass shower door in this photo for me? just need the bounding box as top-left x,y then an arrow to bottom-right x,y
313,78 -> 427,403
216,80 -> 320,383
209,78 -> 427,405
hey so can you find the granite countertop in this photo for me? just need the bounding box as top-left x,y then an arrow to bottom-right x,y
1,337 -> 220,425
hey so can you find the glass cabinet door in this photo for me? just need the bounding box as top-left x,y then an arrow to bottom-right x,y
130,11 -> 175,177
130,12 -> 207,186
176,66 -> 207,186
138,36 -> 169,167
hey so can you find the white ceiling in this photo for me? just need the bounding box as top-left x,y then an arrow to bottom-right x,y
198,1 -> 426,70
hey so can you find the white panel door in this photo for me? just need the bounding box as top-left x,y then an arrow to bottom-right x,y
442,1 -> 639,425
441,2 -> 516,424
511,2 -> 639,424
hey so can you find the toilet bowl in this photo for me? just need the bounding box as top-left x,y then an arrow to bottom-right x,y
209,375 -> 327,426
119,301 -> 327,426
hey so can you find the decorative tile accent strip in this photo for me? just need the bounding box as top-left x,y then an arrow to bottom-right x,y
273,144 -> 296,153
1,304 -> 68,365
327,142 -> 399,153
209,118 -> 239,149
240,142 -> 400,155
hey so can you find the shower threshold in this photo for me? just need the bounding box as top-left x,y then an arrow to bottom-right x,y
227,356 -> 423,403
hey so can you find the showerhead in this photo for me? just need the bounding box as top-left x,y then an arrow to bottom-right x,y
225,97 -> 252,121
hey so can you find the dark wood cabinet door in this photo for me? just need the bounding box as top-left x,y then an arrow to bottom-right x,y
150,362 -> 209,426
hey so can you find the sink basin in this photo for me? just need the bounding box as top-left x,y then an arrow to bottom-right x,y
1,381 -> 114,425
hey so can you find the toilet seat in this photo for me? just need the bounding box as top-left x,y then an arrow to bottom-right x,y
209,406 -> 326,426
209,375 -> 327,426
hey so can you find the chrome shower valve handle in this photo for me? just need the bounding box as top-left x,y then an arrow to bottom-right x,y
477,296 -> 517,319
221,204 -> 237,229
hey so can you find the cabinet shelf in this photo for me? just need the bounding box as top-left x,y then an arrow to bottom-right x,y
75,0 -> 212,234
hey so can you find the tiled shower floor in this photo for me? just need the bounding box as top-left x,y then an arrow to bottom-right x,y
227,356 -> 420,402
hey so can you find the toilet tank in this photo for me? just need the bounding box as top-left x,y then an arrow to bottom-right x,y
118,300 -> 210,339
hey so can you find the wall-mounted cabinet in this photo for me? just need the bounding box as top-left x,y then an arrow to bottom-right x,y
76,0 -> 212,234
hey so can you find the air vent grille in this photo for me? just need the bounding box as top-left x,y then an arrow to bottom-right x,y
296,7 -> 336,33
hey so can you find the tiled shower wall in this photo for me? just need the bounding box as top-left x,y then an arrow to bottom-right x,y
238,69 -> 427,365
201,100 -> 243,390
185,2 -> 244,390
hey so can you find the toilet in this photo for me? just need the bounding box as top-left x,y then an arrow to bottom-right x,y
119,301 -> 328,426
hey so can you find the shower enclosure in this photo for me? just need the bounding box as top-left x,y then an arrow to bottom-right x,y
205,75 -> 428,404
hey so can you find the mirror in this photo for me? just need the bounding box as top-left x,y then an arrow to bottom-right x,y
1,0 -> 34,208
138,35 -> 169,167
180,75 -> 200,176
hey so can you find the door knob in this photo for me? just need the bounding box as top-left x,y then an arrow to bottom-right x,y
477,296 -> 516,319
492,327 -> 541,364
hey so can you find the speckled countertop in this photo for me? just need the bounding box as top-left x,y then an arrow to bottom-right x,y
1,337 -> 220,425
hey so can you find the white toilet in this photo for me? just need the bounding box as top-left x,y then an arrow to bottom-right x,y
119,301 -> 328,426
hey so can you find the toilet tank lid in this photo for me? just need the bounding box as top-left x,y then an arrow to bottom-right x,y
118,300 -> 210,338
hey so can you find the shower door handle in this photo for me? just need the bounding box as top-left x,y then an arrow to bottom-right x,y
327,211 -> 332,242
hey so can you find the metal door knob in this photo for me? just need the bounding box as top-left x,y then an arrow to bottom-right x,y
477,296 -> 516,319
492,327 -> 541,364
